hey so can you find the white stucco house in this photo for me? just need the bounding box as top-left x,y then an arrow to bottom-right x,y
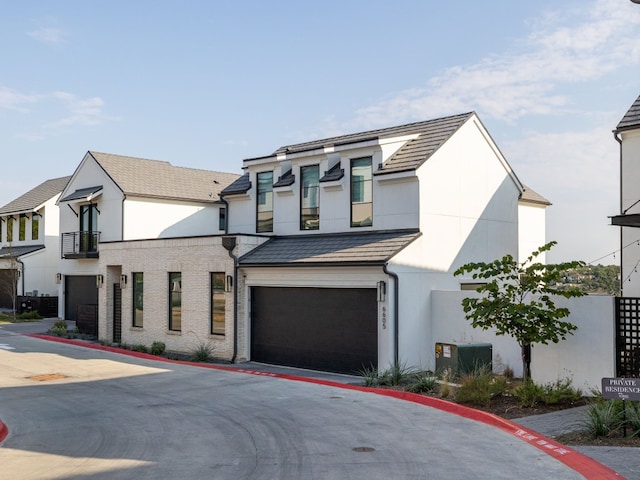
0,176 -> 70,312
221,112 -> 548,374
57,151 -> 240,340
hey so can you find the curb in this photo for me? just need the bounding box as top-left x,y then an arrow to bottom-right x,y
23,334 -> 624,479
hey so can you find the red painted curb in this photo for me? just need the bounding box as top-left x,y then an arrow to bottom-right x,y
0,419 -> 8,444
25,334 -> 624,479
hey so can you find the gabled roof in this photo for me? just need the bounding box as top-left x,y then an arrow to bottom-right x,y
616,95 -> 640,132
239,229 -> 421,266
519,184 -> 551,206
221,172 -> 251,196
0,176 -> 71,215
85,152 -> 240,203
0,245 -> 45,259
244,112 -> 475,175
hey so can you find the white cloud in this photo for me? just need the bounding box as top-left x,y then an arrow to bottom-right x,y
347,0 -> 640,129
28,27 -> 68,45
45,93 -> 106,128
0,87 -> 40,111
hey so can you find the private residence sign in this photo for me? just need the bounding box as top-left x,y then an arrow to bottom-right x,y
601,377 -> 640,401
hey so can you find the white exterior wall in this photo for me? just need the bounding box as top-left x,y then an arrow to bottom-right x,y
620,129 -> 640,296
98,235 -> 268,359
518,202 -> 547,263
384,117 -> 520,371
432,290 -> 615,392
123,198 -> 223,239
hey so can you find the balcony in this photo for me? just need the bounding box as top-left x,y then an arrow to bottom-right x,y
61,231 -> 100,259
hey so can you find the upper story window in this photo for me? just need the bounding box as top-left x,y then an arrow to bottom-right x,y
7,217 -> 13,242
300,165 -> 319,230
32,214 -> 40,241
0,219 -> 2,241
351,157 -> 373,227
219,207 -> 226,231
256,171 -> 273,233
19,215 -> 26,241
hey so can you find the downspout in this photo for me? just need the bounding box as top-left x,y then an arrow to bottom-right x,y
383,263 -> 399,365
614,131 -> 623,296
222,235 -> 238,363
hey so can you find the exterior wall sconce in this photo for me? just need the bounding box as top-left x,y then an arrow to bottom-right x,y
120,274 -> 128,288
96,274 -> 104,288
226,274 -> 233,292
55,273 -> 62,284
377,280 -> 386,302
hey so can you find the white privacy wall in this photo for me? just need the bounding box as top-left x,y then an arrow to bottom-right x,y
621,129 -> 640,296
431,290 -> 615,392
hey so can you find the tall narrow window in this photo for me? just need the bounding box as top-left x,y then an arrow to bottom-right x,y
31,214 -> 39,240
169,272 -> 182,331
211,272 -> 225,335
256,171 -> 273,233
219,207 -> 226,231
7,217 -> 13,242
0,219 -> 3,241
133,272 -> 144,328
19,215 -> 26,241
300,165 -> 320,230
351,157 -> 373,227
80,204 -> 98,252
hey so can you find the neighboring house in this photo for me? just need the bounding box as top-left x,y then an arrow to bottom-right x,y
610,94 -> 640,296
221,112 -> 548,374
57,151 -> 240,341
0,176 -> 70,310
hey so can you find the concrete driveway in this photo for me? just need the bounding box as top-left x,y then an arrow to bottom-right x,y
0,323 -> 618,479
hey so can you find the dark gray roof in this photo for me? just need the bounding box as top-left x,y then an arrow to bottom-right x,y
239,229 -> 421,266
0,245 -> 45,259
244,112 -> 474,175
0,176 -> 71,215
221,172 -> 251,196
519,184 -> 551,206
319,163 -> 344,182
273,169 -> 295,188
87,151 -> 240,203
60,185 -> 102,202
616,95 -> 640,132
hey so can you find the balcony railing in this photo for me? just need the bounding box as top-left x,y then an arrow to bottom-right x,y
61,231 -> 100,259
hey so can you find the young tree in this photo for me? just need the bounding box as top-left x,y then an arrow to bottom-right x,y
453,242 -> 585,380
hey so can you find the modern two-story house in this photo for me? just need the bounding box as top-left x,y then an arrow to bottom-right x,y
0,176 -> 70,310
221,112 -> 547,374
57,151 -> 240,340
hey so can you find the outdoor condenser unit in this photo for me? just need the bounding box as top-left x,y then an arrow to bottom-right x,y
435,342 -> 492,375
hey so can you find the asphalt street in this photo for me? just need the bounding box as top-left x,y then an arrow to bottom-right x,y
0,321 -> 619,479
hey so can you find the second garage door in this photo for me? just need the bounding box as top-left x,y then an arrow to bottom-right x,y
251,286 -> 377,374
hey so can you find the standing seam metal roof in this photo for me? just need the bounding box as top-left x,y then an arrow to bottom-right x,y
88,152 -> 240,202
0,176 -> 71,215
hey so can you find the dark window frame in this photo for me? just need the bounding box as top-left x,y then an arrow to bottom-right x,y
19,214 -> 26,241
31,214 -> 40,240
300,164 -> 320,230
350,157 -> 373,228
168,272 -> 182,332
256,171 -> 274,233
210,272 -> 225,335
132,272 -> 144,328
219,207 -> 226,231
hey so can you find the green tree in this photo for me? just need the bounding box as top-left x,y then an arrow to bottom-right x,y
453,242 -> 585,380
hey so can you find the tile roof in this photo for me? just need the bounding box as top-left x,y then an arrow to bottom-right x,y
59,186 -> 103,203
0,176 -> 71,215
273,169 -> 295,188
246,112 -> 474,175
319,163 -> 344,182
519,184 -> 551,206
88,152 -> 240,203
221,172 -> 251,196
616,95 -> 640,132
0,245 -> 45,259
239,229 -> 421,266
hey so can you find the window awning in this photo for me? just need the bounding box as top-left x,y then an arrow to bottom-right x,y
60,186 -> 103,203
610,214 -> 640,228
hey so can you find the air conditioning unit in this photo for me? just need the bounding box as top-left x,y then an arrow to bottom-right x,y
435,342 -> 492,376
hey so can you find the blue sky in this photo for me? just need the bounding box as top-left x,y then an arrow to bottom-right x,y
1,0 -> 639,264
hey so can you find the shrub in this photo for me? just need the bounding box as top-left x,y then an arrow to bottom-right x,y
583,400 -> 623,438
406,372 -> 438,393
539,378 -> 582,405
17,311 -> 42,321
360,362 -> 414,387
49,320 -> 68,337
191,341 -> 215,362
131,344 -> 149,353
360,365 -> 380,387
455,366 -> 507,407
150,341 -> 166,356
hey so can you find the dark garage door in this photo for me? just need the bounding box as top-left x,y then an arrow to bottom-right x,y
0,269 -> 17,309
251,286 -> 377,374
65,275 -> 98,335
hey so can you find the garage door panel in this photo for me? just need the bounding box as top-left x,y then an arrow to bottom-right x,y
251,286 -> 377,374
